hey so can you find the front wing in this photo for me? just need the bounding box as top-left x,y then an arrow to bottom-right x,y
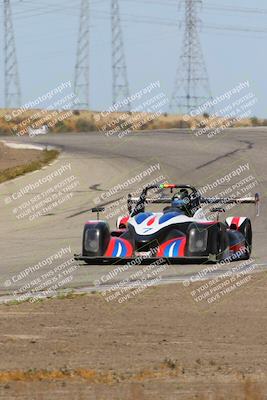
74,254 -> 214,264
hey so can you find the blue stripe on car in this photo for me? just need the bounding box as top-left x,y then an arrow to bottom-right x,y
135,212 -> 153,224
159,212 -> 180,224
164,239 -> 181,257
112,239 -> 127,257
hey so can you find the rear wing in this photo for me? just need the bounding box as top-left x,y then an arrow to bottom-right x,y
128,193 -> 260,216
129,193 -> 260,205
200,193 -> 260,216
130,197 -> 174,204
200,193 -> 259,204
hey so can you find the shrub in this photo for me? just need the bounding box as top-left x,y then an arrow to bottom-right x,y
250,116 -> 259,126
75,118 -> 96,132
178,120 -> 191,128
53,121 -> 67,133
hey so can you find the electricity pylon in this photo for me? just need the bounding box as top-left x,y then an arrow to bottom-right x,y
74,0 -> 90,109
111,0 -> 130,110
4,0 -> 21,108
170,0 -> 213,115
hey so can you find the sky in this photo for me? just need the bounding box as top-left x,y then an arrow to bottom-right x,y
0,0 -> 266,117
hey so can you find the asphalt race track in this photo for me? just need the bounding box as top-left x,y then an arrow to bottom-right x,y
0,128 -> 266,299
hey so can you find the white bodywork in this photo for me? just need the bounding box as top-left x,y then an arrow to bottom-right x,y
128,210 -> 210,236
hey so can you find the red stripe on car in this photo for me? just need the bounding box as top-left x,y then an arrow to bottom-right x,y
147,216 -> 156,226
119,216 -> 130,228
231,217 -> 240,229
178,238 -> 186,256
105,237 -> 116,256
120,238 -> 134,256
157,237 -> 184,257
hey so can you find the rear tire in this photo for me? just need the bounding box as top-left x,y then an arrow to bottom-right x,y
215,227 -> 229,262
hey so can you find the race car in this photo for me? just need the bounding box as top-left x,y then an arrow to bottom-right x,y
74,184 -> 259,264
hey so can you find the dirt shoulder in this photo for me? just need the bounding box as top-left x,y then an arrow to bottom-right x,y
0,142 -> 59,183
0,272 -> 266,399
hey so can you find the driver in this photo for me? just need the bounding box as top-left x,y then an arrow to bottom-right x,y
163,189 -> 192,216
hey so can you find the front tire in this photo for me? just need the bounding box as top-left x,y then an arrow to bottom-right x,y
82,221 -> 110,258
239,219 -> 252,259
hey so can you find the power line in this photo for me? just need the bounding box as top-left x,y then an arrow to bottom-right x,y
204,23 -> 267,34
204,3 -> 267,15
90,9 -> 267,35
2,3 -> 267,35
4,0 -> 21,108
123,0 -> 267,15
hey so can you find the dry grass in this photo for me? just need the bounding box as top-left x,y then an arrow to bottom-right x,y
0,149 -> 59,183
0,108 -> 266,136
0,366 -> 178,384
0,367 -> 264,400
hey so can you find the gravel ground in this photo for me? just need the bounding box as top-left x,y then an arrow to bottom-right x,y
0,272 -> 266,400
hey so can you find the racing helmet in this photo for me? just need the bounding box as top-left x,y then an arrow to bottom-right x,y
171,189 -> 189,209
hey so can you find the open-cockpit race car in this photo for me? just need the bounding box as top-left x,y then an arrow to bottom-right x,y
74,184 -> 260,264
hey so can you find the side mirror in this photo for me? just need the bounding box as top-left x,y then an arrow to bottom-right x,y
92,207 -> 105,220
210,207 -> 225,222
210,207 -> 225,213
127,194 -> 132,214
255,193 -> 260,217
